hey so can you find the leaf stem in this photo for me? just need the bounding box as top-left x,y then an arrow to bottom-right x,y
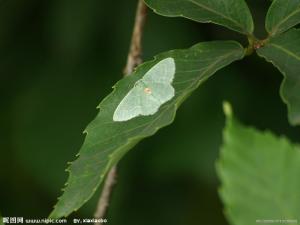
245,34 -> 269,56
93,1 -> 148,223
245,34 -> 256,56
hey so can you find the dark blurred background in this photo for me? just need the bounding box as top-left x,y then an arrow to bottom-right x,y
1,0 -> 300,224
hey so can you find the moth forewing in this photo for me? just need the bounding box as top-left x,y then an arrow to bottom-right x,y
113,57 -> 176,122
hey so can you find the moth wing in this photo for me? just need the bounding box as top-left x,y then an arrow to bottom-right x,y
143,57 -> 175,84
138,83 -> 162,116
113,85 -> 143,122
113,58 -> 176,122
147,82 -> 175,104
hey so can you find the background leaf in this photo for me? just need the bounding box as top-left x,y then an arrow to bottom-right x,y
49,41 -> 245,218
257,29 -> 300,126
0,215 -> 3,225
217,103 -> 300,225
266,0 -> 300,36
144,0 -> 254,35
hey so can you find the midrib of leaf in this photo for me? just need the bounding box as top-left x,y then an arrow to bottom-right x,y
175,50 -> 240,102
270,6 -> 300,35
188,0 -> 245,33
269,43 -> 300,61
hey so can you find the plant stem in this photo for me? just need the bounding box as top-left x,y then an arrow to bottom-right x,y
124,0 -> 148,76
245,34 -> 269,56
93,1 -> 147,223
94,166 -> 117,222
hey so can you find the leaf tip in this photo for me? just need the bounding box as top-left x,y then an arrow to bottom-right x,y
223,101 -> 233,118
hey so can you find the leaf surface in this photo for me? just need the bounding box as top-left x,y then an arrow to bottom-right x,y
266,0 -> 300,36
257,29 -> 300,126
49,41 -> 244,218
144,0 -> 254,35
217,103 -> 300,225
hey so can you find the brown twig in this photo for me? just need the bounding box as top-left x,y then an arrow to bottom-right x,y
124,0 -> 148,76
94,166 -> 117,222
94,1 -> 147,223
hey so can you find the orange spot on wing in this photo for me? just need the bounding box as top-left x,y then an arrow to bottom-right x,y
144,87 -> 152,94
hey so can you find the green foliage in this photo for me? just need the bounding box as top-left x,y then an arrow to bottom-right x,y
49,41 -> 244,218
257,29 -> 300,126
144,0 -> 254,34
5,0 -> 300,223
0,215 -> 3,225
49,0 -> 300,219
266,0 -> 300,36
217,103 -> 300,225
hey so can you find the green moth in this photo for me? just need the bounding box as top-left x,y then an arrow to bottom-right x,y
113,57 -> 176,122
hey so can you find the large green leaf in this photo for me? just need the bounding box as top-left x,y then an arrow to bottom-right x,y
144,0 -> 254,35
257,29 -> 300,126
49,41 -> 244,218
266,0 -> 300,36
217,103 -> 300,225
